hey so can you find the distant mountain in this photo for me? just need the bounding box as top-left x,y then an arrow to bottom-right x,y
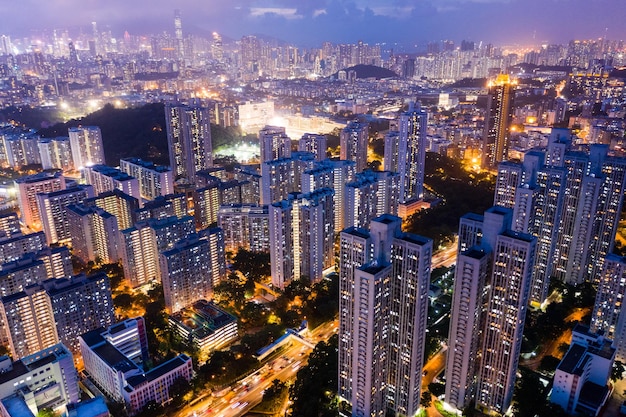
333,64 -> 398,80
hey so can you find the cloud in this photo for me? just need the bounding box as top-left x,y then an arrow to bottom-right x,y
249,7 -> 303,19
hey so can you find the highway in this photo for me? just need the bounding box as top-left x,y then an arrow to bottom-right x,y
177,320 -> 338,417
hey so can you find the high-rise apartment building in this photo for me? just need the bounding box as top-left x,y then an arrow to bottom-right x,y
165,102 -> 213,184
160,231 -> 225,314
269,189 -> 334,288
0,212 -> 22,240
259,126 -> 291,163
119,157 -> 174,200
37,136 -> 74,171
344,170 -> 400,229
0,284 -> 59,358
0,256 -> 48,297
260,152 -> 316,205
340,121 -> 369,172
298,133 -> 327,161
302,159 -> 356,232
482,74 -> 515,169
84,189 -> 139,231
120,216 -> 195,288
15,171 -> 66,231
68,126 -> 105,169
445,207 -> 536,415
44,273 -> 115,355
0,232 -> 46,264
338,215 -> 432,417
388,102 -> 428,203
66,204 -> 120,264
82,164 -> 141,202
37,185 -> 94,244
218,204 -> 270,253
591,254 -> 626,362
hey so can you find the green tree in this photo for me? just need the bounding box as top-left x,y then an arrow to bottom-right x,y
513,368 -> 547,417
36,409 -> 57,417
168,377 -> 192,409
289,335 -> 338,417
612,360 -> 625,382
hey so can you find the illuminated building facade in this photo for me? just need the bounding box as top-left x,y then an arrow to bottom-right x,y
269,188 -> 334,288
15,171 -> 66,231
120,157 -> 174,200
340,121 -> 369,172
482,74 -> 515,169
298,133 -> 327,161
37,136 -> 74,172
66,204 -> 120,265
37,185 -> 94,245
68,126 -> 105,169
339,215 -> 432,417
160,230 -> 225,314
259,125 -> 291,163
82,165 -> 141,202
344,170 -> 400,229
218,204 -> 270,253
165,102 -> 213,184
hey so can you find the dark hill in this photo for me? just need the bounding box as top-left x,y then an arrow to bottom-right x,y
38,103 -> 169,166
334,64 -> 398,79
37,103 -> 250,167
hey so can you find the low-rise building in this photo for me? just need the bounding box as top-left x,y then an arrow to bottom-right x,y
168,300 -> 237,358
80,318 -> 192,416
0,344 -> 79,416
550,324 -> 615,416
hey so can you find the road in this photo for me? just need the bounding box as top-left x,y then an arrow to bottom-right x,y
177,320 -> 338,417
432,239 -> 458,268
521,307 -> 590,370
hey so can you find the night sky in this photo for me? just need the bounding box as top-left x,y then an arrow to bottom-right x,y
3,0 -> 626,47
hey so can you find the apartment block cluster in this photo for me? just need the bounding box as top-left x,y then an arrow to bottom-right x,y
217,101 -> 429,290
0,102 -> 252,416
442,127 -> 626,416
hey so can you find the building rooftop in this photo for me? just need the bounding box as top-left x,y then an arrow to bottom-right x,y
169,300 -> 237,340
126,355 -> 190,388
557,343 -> 587,374
463,246 -> 489,260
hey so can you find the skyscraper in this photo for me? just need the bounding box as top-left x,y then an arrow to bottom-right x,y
119,157 -> 174,200
37,185 -> 94,245
298,133 -> 327,161
269,189 -> 334,288
160,232 -> 225,314
259,125 -> 291,163
15,171 -> 66,231
445,207 -> 536,415
174,9 -> 184,61
0,284 -> 59,358
344,170 -> 400,229
165,102 -> 213,184
68,126 -> 105,169
482,75 -> 515,170
340,121 -> 369,172
301,159 -> 356,232
394,102 -> 428,203
66,204 -> 121,265
339,214 -> 432,417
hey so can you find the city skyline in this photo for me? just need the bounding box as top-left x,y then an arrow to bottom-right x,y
2,0 -> 626,48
